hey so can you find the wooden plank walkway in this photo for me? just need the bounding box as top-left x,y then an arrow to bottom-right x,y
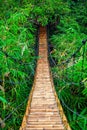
20,26 -> 71,130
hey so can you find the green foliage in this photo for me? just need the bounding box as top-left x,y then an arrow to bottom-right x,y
29,0 -> 70,26
0,1 -> 37,129
0,0 -> 87,129
71,1 -> 87,34
0,96 -> 8,104
49,0 -> 87,130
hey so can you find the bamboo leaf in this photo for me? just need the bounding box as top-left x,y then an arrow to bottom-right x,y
0,96 -> 7,104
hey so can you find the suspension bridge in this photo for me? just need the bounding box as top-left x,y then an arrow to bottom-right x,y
0,26 -> 87,129
19,26 -> 71,130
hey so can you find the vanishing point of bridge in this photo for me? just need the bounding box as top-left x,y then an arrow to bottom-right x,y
20,26 -> 71,130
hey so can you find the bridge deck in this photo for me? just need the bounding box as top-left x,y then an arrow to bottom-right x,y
20,26 -> 71,130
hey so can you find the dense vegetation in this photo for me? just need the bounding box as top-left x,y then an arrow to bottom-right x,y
0,0 -> 87,130
49,1 -> 87,130
0,1 -> 37,129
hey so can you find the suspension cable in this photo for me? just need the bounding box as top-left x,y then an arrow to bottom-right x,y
59,93 -> 87,120
0,96 -> 29,126
49,39 -> 87,67
49,39 -> 87,120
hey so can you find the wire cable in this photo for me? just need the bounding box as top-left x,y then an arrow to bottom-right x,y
0,96 -> 29,126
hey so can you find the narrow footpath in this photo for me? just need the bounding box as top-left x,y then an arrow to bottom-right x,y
20,26 -> 71,130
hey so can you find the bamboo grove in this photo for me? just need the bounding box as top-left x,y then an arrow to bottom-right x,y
0,0 -> 87,129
